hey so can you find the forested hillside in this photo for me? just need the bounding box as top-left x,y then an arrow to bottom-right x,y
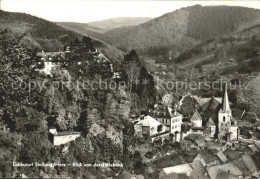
102,5 -> 260,60
174,24 -> 260,74
0,10 -> 80,51
0,10 -> 125,63
0,29 -> 155,178
187,5 -> 260,40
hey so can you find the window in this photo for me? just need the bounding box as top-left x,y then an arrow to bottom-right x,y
223,116 -> 226,122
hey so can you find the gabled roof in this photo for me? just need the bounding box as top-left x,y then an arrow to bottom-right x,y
136,115 -> 161,127
162,163 -> 193,175
207,117 -> 216,126
190,110 -> 203,122
200,97 -> 221,113
241,155 -> 257,174
216,151 -> 227,163
233,158 -> 251,176
189,161 -> 206,175
207,163 -> 243,179
160,172 -> 187,179
198,97 -> 222,106
248,144 -> 260,152
254,141 -> 260,149
215,169 -> 237,179
215,169 -> 229,179
199,97 -> 221,125
197,150 -> 219,164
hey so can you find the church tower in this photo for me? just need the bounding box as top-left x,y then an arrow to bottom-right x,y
218,83 -> 232,140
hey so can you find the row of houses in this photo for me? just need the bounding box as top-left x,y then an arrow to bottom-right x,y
159,141 -> 260,179
134,84 -> 240,144
133,106 -> 183,143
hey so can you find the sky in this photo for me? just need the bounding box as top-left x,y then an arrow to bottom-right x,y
2,0 -> 260,23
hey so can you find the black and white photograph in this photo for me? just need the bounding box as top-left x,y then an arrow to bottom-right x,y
0,0 -> 260,178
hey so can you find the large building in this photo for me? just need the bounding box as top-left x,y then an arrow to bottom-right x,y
134,115 -> 167,137
217,85 -> 238,141
151,106 -> 183,141
190,84 -> 239,141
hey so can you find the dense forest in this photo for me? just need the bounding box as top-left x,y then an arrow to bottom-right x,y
187,5 -> 260,40
0,29 -> 155,178
90,5 -> 260,61
0,10 -> 82,40
174,24 -> 260,74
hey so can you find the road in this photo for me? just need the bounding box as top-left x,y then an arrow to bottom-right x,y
181,54 -> 214,68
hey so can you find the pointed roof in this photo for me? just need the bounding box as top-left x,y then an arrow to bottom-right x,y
136,115 -> 161,127
199,97 -> 222,106
221,83 -> 231,113
200,97 -> 221,126
207,117 -> 216,126
200,97 -> 221,116
190,110 -> 203,122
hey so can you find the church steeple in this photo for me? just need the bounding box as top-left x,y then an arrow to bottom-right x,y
222,83 -> 231,113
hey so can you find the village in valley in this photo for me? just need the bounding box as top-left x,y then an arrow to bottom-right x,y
34,39 -> 260,179
1,2 -> 260,179
129,86 -> 260,179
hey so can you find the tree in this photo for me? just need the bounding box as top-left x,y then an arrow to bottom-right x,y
180,96 -> 199,118
55,115 -> 68,131
162,93 -> 173,107
123,50 -> 140,92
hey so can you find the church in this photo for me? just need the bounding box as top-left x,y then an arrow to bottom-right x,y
190,84 -> 239,141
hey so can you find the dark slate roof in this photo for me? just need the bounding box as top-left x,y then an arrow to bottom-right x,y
233,158 -> 251,176
215,169 -> 230,179
199,150 -> 219,164
199,97 -> 221,126
215,169 -> 237,179
161,172 -> 187,179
